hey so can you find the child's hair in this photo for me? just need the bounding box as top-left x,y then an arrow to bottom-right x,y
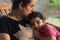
27,11 -> 46,24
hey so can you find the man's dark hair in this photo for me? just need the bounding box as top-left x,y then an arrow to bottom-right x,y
27,11 -> 46,24
12,0 -> 31,10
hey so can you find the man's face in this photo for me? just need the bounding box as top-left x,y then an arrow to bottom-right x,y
30,17 -> 44,29
21,0 -> 36,16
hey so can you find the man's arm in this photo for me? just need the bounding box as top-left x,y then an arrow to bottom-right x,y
0,33 -> 10,40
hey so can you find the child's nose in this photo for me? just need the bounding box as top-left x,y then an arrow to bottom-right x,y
35,23 -> 38,28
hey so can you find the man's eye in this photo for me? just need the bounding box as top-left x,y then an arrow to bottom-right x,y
30,4 -> 34,7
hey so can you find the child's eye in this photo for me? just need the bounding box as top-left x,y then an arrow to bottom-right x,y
31,23 -> 35,25
31,23 -> 34,25
37,21 -> 40,23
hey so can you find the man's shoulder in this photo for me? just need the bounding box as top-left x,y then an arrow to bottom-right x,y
0,16 -> 8,20
0,16 -> 7,22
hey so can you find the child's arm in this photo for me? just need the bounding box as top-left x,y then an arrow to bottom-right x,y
33,30 -> 41,40
41,35 -> 56,40
33,30 -> 56,40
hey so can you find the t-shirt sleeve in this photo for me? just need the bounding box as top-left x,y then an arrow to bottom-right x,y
48,25 -> 57,35
46,24 -> 57,36
0,19 -> 9,34
41,24 -> 57,37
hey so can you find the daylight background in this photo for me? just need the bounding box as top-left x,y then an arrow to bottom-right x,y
0,0 -> 60,26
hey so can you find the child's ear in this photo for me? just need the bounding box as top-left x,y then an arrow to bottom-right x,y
19,2 -> 23,9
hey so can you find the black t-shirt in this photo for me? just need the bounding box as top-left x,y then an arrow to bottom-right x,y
0,16 -> 21,40
19,17 -> 29,27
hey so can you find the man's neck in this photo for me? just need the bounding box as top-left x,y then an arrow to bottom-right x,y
7,11 -> 21,21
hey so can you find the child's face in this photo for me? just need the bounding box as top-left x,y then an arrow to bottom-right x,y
30,17 -> 44,29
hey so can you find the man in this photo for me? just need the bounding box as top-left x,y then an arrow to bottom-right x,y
0,0 -> 36,40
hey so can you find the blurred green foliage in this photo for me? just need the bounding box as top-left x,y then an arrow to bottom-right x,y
47,0 -> 60,10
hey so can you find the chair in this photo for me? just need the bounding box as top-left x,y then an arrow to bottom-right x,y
0,2 -> 12,16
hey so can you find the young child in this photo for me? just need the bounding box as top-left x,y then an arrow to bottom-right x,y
27,12 -> 60,40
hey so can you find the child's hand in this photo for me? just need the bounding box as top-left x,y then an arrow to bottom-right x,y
33,30 -> 42,40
